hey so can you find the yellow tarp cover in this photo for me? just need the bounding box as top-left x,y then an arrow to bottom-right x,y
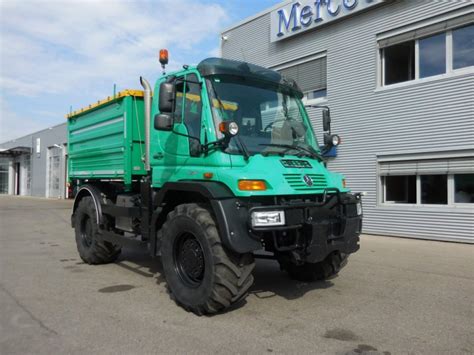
66,89 -> 144,119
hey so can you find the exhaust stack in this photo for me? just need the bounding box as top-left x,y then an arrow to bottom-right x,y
140,76 -> 152,171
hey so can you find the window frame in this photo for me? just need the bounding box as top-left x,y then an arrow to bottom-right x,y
451,173 -> 474,206
378,24 -> 474,89
380,173 -> 473,209
382,175 -> 417,205
178,73 -> 204,157
419,174 -> 449,205
381,40 -> 416,86
418,32 -> 447,80
377,150 -> 474,210
170,72 -> 205,157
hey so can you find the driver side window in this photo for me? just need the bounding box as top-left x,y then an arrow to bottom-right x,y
174,74 -> 202,157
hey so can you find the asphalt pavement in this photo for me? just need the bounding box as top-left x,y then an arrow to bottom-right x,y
0,196 -> 473,354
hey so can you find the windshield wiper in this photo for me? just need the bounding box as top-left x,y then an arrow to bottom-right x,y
259,143 -> 324,162
209,82 -> 250,160
298,143 -> 326,161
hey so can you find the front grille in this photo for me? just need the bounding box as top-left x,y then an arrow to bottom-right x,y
280,159 -> 312,169
283,173 -> 327,191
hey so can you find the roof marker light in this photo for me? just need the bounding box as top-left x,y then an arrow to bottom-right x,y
159,49 -> 169,65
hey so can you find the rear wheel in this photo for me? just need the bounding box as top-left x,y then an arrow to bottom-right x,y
280,251 -> 348,282
74,196 -> 121,264
160,203 -> 255,315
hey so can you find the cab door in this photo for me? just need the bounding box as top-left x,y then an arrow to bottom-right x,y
152,72 -> 205,184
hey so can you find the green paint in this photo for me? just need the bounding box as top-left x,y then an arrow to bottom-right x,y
68,95 -> 146,189
68,64 -> 348,196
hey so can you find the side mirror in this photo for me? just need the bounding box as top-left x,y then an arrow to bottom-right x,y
154,113 -> 173,131
322,109 -> 331,132
159,82 -> 175,113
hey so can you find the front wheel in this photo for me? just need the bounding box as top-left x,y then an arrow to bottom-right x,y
160,203 -> 255,315
280,251 -> 349,282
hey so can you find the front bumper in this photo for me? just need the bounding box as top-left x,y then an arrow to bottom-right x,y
248,192 -> 362,263
212,192 -> 362,263
305,214 -> 361,263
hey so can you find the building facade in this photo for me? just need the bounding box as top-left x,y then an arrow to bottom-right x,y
0,123 -> 68,199
221,0 -> 474,243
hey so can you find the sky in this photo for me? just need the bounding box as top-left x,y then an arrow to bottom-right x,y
0,0 -> 281,142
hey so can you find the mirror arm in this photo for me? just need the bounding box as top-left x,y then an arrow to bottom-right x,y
306,104 -> 331,122
167,124 -> 204,154
305,104 -> 329,111
170,127 -> 201,144
202,137 -> 229,155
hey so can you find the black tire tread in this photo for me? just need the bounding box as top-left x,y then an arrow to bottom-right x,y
159,203 -> 255,315
74,196 -> 121,265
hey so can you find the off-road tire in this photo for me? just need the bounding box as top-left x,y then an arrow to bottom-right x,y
74,196 -> 121,264
281,251 -> 348,282
160,203 -> 255,315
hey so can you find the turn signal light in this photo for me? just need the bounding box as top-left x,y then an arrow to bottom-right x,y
238,180 -> 267,191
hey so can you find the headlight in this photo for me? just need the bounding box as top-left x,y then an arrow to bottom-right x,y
228,122 -> 239,136
251,211 -> 285,227
331,134 -> 341,146
219,121 -> 239,136
356,202 -> 363,216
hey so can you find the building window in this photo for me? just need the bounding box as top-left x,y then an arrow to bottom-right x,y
419,33 -> 446,78
453,24 -> 474,70
379,19 -> 474,86
454,174 -> 474,203
306,89 -> 327,100
384,42 -> 415,85
384,175 -> 416,203
421,175 -> 447,204
379,156 -> 474,207
278,56 -> 327,102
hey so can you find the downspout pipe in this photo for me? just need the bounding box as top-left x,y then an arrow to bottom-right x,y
140,77 -> 152,171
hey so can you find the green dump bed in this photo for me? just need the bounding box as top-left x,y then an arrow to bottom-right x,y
67,90 -> 146,186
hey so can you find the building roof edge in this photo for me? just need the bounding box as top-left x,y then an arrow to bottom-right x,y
0,122 -> 66,146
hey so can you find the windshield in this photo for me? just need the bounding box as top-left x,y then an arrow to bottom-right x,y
206,75 -> 319,158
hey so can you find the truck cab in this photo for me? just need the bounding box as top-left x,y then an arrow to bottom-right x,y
69,57 -> 362,315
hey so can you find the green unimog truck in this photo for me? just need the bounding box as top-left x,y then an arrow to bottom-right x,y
67,55 -> 362,315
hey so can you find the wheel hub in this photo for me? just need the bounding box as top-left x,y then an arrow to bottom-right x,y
81,216 -> 93,247
175,234 -> 205,287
